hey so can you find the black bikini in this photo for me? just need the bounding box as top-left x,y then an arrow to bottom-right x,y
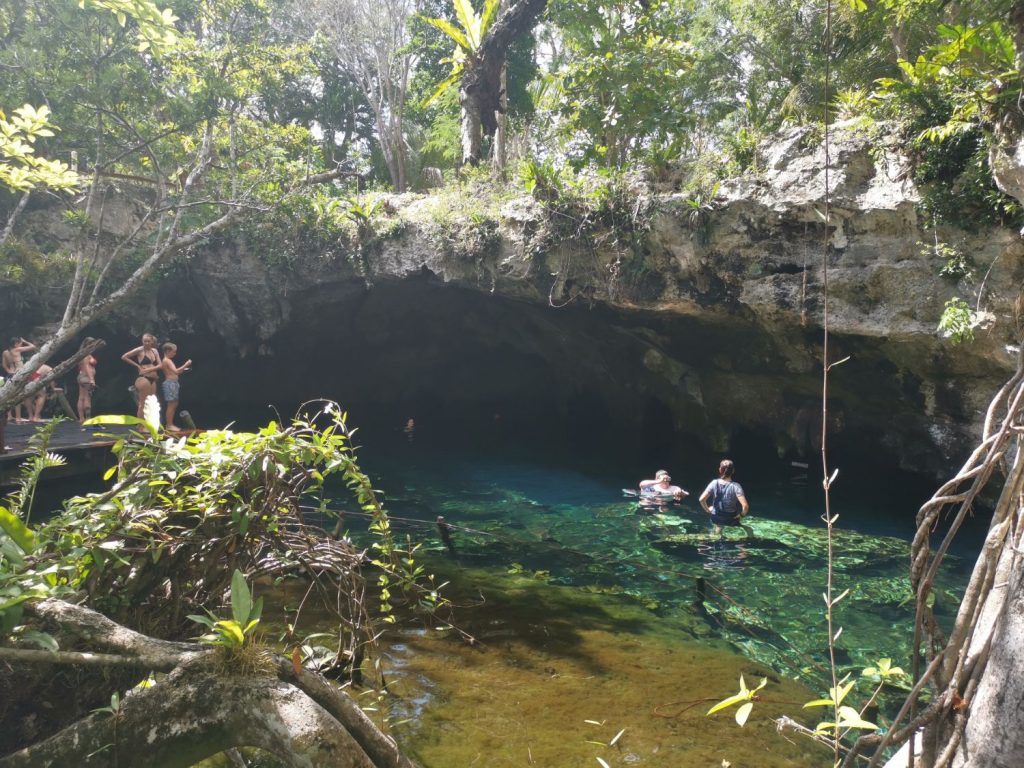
137,351 -> 159,381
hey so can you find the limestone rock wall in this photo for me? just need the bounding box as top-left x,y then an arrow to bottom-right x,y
11,125 -> 1024,476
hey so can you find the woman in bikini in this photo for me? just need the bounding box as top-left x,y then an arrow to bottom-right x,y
121,333 -> 161,419
77,337 -> 98,422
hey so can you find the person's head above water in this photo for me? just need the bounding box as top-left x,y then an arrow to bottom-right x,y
718,459 -> 735,479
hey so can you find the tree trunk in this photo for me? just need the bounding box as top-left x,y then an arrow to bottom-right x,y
0,663 -> 379,768
460,89 -> 483,167
949,514 -> 1024,768
3,600 -> 419,768
493,61 -> 508,171
459,0 -> 547,164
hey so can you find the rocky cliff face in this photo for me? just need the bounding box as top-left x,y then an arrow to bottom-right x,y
14,126 -> 1024,477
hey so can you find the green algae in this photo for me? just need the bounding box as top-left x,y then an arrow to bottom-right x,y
384,564 -> 831,768
315,456 -> 971,765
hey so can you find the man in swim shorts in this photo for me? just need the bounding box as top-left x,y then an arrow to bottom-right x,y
699,459 -> 752,537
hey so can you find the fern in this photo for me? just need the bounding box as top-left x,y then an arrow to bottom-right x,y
6,419 -> 66,524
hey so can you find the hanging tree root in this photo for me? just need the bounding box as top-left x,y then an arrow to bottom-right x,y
0,599 -> 418,768
841,347 -> 1024,768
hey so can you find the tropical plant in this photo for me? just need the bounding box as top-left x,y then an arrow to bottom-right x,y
519,157 -> 564,201
2,403 -> 447,756
706,675 -> 767,727
420,0 -> 546,165
0,421 -> 68,645
938,297 -> 976,344
189,569 -> 264,650
422,0 -> 501,108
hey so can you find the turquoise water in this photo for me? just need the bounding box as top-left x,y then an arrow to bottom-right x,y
357,435 -> 970,676
345,430 -> 974,710
328,430 -> 977,766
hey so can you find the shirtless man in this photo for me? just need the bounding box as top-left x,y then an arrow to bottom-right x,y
2,337 -> 37,422
159,342 -> 191,432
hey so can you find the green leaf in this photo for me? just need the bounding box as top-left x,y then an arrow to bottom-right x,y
250,595 -> 263,623
453,0 -> 477,46
230,569 -> 252,626
84,414 -> 157,440
707,691 -> 749,715
422,68 -> 463,108
836,680 -> 855,706
837,706 -> 877,730
480,0 -> 500,38
19,629 -> 58,652
424,17 -> 469,51
803,698 -> 834,708
0,506 -> 36,553
187,614 -> 215,629
215,619 -> 245,645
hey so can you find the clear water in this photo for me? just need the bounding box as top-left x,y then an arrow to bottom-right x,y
330,428 -> 977,767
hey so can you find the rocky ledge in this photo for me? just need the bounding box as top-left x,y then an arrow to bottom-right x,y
13,125 -> 1024,478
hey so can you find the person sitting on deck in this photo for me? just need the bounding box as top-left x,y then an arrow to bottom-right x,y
699,459 -> 753,538
639,470 -> 687,500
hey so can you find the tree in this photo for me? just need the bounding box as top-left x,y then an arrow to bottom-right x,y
547,0 -> 699,167
0,0 -> 347,420
302,0 -> 419,191
424,0 -> 548,165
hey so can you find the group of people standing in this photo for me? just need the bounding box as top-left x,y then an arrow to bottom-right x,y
2,332 -> 192,432
640,459 -> 752,537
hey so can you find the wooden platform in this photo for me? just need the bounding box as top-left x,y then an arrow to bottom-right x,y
0,420 -> 133,487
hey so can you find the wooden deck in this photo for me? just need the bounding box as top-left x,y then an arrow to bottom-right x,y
0,420 -> 133,487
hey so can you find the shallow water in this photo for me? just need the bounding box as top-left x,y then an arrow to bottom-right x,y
326,432 -> 975,767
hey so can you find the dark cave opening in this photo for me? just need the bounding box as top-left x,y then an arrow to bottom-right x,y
79,275 -> 967,517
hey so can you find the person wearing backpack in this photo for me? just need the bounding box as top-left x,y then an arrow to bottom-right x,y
699,459 -> 752,538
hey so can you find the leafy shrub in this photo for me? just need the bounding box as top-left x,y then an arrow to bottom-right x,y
938,297 -> 975,344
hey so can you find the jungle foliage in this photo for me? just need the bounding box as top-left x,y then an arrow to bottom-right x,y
0,404 -> 445,755
1,0 -> 1018,200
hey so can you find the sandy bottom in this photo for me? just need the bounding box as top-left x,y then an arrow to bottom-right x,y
382,566 -> 831,768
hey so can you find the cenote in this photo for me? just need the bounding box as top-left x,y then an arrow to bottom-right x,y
5,2 -> 1024,763
334,418 -> 978,767
14,275 -> 997,768
31,387 -> 981,768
